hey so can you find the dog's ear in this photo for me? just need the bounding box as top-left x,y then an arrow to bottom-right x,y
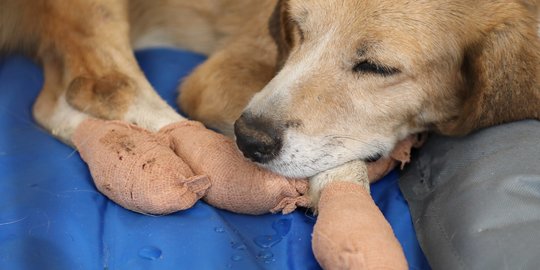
268,0 -> 294,70
436,11 -> 540,136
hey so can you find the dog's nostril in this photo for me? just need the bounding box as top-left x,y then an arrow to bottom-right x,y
234,114 -> 283,163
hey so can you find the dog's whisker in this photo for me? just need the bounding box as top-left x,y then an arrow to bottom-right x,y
323,134 -> 387,153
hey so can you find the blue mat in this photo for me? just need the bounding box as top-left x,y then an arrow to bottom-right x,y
0,48 -> 430,270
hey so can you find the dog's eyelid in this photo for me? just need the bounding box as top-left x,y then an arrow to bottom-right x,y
352,60 -> 400,76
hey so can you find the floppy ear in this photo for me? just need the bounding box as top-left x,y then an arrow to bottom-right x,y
436,12 -> 540,136
268,0 -> 294,70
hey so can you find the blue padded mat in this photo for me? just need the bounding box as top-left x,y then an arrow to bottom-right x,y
0,48 -> 430,270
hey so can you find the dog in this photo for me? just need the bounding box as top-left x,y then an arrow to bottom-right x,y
1,0 -> 539,195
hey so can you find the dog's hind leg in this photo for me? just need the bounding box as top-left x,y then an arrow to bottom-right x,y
178,20 -> 278,137
29,0 -> 183,144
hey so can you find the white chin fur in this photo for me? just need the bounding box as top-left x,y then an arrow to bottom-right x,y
261,129 -> 392,178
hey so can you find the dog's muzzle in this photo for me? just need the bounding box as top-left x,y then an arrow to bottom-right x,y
234,113 -> 283,164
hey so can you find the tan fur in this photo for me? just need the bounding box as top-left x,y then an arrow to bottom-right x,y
240,0 -> 540,177
0,0 -> 538,176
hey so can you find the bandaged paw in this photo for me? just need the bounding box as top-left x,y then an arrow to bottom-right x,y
161,121 -> 310,215
311,162 -> 407,270
73,119 -> 210,214
73,119 -> 311,215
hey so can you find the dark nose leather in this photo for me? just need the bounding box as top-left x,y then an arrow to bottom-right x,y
234,113 -> 283,163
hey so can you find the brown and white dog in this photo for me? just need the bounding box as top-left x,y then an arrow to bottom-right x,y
1,0 -> 539,189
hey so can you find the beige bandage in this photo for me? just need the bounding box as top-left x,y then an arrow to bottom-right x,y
73,119 -> 210,214
161,121 -> 311,215
312,171 -> 407,270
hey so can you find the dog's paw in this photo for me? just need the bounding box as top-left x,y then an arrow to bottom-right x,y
160,120 -> 311,215
73,118 -> 211,215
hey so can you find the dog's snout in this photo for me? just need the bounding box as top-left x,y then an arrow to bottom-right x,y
234,114 -> 283,163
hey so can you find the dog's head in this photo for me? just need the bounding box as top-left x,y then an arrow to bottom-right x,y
235,0 -> 540,178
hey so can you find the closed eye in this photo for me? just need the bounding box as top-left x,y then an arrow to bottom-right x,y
353,61 -> 400,76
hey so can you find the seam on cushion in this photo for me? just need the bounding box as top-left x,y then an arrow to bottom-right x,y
430,195 -> 466,269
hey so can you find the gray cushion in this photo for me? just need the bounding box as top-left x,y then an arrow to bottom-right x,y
400,120 -> 540,270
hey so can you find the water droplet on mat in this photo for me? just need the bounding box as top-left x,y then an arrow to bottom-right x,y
254,235 -> 282,249
231,242 -> 247,250
231,254 -> 243,261
257,251 -> 274,260
138,246 -> 162,260
272,219 -> 292,236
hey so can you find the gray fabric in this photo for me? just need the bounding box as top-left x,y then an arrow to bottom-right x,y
400,120 -> 540,270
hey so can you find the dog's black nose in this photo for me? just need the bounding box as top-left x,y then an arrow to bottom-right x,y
234,113 -> 283,163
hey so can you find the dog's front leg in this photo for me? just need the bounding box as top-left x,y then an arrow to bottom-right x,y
178,27 -> 278,137
308,160 -> 371,210
32,0 -> 182,144
309,160 -> 408,270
